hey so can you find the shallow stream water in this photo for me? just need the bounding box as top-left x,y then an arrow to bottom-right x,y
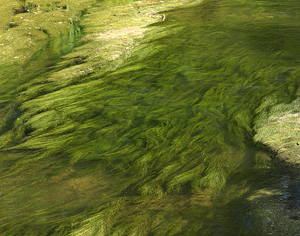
1,0 -> 300,235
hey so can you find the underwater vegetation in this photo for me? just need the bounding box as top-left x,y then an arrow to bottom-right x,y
1,0 -> 300,235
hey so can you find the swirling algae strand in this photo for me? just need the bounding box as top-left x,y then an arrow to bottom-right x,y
1,0 -> 300,235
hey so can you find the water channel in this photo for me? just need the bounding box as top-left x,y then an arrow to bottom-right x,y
1,0 -> 300,235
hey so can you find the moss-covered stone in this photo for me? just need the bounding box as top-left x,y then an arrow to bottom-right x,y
254,97 -> 300,166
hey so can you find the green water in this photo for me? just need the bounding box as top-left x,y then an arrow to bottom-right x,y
1,0 -> 300,235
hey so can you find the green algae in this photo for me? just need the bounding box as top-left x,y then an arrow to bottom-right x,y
0,0 -> 95,145
2,0 -> 300,235
68,0 -> 300,233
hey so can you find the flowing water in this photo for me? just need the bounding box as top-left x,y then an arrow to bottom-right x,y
1,0 -> 300,235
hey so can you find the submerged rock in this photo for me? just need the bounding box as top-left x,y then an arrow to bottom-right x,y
254,97 -> 300,166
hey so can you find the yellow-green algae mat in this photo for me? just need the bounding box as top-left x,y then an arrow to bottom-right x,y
0,0 -> 94,66
55,0 -> 203,73
0,0 -> 201,66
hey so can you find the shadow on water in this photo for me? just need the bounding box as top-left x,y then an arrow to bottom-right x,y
2,0 -> 300,235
